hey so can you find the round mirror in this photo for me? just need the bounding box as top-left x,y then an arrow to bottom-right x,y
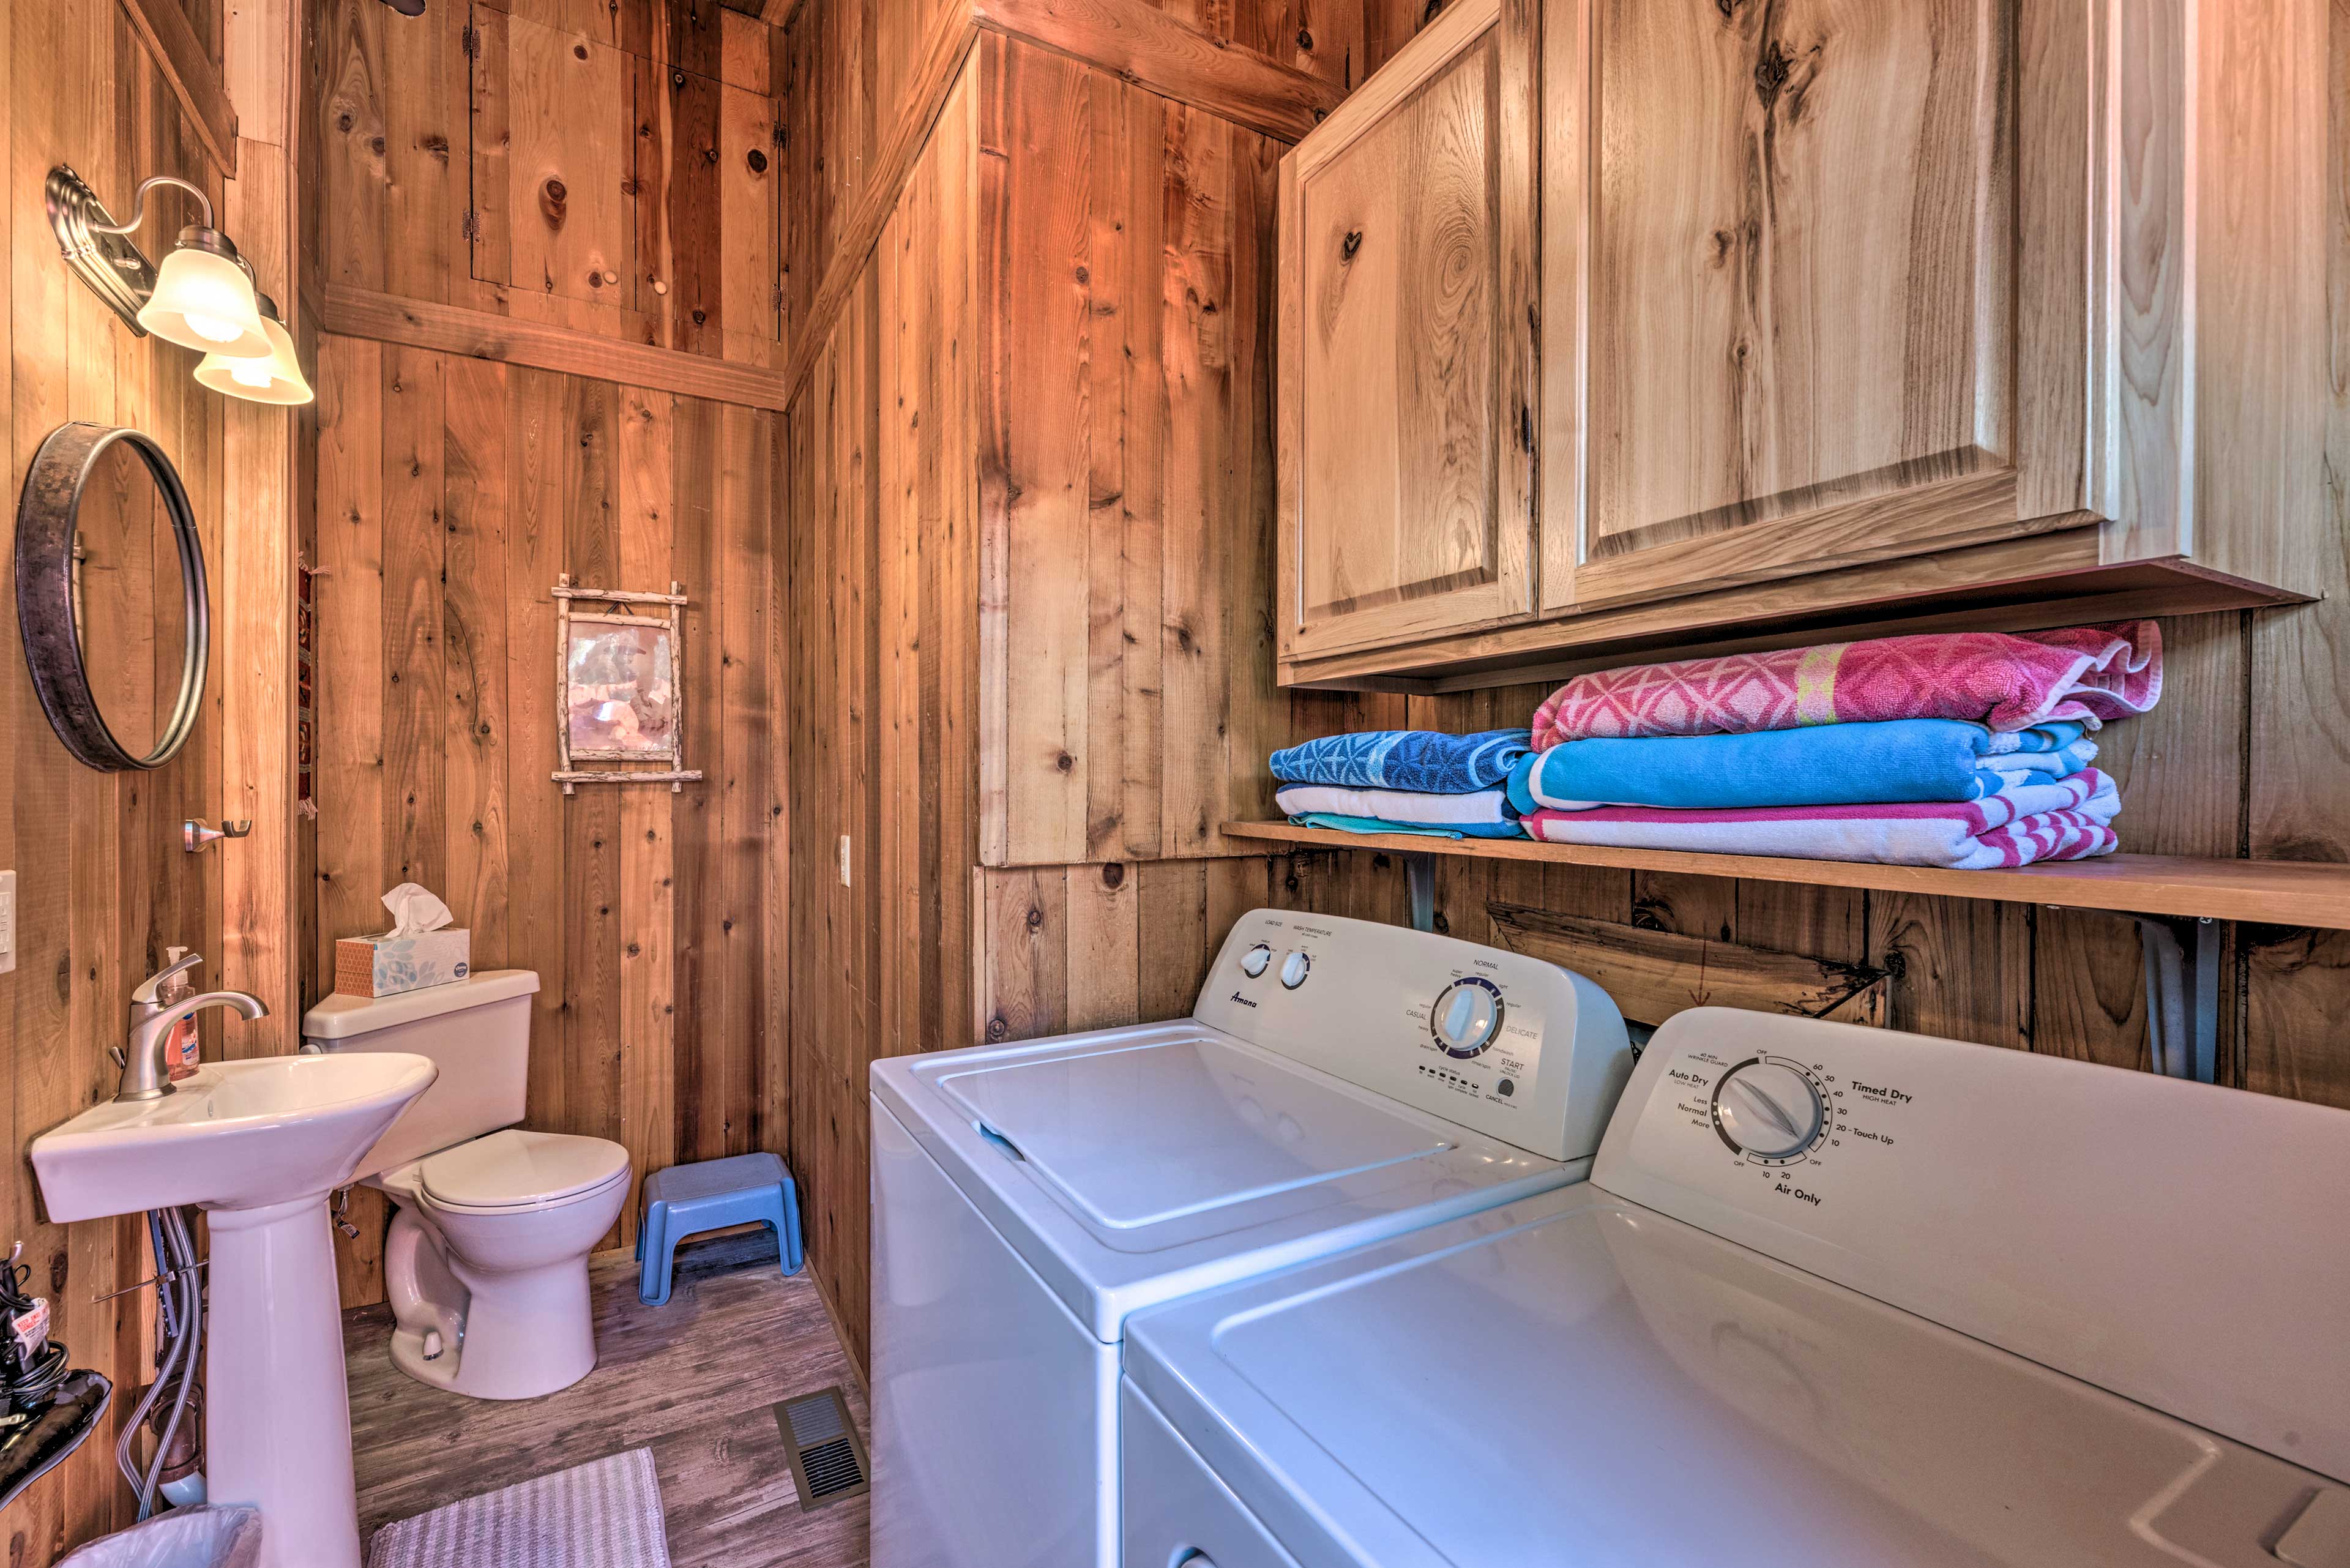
15,424 -> 207,771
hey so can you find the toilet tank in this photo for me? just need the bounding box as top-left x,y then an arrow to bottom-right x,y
301,970 -> 541,1177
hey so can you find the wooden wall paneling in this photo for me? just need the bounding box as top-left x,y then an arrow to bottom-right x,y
717,405 -> 777,1151
2242,0 -> 2350,1110
977,38 -> 1290,867
614,386 -> 678,1244
502,13 -> 633,308
441,356 -> 515,984
319,0 -> 469,301
716,75 -> 783,357
633,56 -> 720,352
505,365 -> 574,1140
562,376 -> 627,1190
968,0 -> 1344,144
119,0 -> 240,175
314,336 -> 394,1304
221,0 -> 311,1054
1488,906 -> 1889,1029
668,394 -> 726,1162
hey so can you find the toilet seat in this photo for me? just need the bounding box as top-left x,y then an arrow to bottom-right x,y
416,1129 -> 630,1214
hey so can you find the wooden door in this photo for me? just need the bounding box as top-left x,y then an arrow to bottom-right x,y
1275,0 -> 1538,660
1542,0 -> 2103,616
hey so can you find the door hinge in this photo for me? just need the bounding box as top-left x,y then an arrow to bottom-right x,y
461,209 -> 481,242
460,23 -> 482,59
1519,403 -> 1535,455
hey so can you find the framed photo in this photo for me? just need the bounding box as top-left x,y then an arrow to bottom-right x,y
551,577 -> 703,793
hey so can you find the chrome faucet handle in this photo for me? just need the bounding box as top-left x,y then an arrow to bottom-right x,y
131,950 -> 204,1007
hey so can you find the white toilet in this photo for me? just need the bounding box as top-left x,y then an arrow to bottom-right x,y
300,970 -> 631,1402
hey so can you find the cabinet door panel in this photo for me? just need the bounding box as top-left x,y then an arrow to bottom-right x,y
1277,0 -> 1537,659
1545,0 -> 2098,615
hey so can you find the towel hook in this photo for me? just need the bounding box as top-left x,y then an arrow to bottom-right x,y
182,819 -> 253,853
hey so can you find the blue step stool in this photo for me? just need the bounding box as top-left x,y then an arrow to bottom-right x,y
636,1151 -> 804,1306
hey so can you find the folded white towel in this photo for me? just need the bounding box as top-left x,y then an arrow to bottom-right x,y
1274,783 -> 1515,828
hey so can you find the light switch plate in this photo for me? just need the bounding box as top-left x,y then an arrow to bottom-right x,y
0,870 -> 15,975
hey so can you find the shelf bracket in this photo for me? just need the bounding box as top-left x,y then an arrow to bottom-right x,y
2134,914 -> 2221,1084
1404,852 -> 1436,933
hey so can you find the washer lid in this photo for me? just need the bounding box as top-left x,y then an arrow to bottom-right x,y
420,1129 -> 629,1210
1126,1185 -> 2346,1568
871,1022 -> 1573,1342
934,1034 -> 1453,1231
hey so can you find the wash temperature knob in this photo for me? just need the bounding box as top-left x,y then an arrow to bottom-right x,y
1712,1061 -> 1825,1159
1278,951 -> 1310,990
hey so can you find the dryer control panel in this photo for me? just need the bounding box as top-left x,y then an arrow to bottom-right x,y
1591,1007 -> 2350,1489
1192,909 -> 1634,1163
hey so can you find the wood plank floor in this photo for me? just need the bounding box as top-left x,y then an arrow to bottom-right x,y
345,1230 -> 870,1568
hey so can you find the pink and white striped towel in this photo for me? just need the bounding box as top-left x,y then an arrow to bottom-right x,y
1521,770 -> 2120,870
1531,622 -> 2162,745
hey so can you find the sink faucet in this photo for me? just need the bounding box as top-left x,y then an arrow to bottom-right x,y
119,952 -> 268,1102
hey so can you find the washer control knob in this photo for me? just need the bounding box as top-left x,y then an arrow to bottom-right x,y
1239,943 -> 1273,979
1430,977 -> 1503,1059
1278,950 -> 1311,990
1712,1059 -> 1825,1160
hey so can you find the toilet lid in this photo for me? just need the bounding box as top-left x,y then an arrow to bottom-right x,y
420,1129 -> 631,1211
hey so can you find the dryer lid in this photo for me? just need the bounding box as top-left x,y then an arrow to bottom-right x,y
420,1129 -> 629,1209
1125,1186 -> 2346,1568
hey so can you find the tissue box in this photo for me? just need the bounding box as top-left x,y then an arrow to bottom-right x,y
334,930 -> 472,998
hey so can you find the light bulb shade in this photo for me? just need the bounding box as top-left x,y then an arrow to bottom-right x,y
194,313 -> 313,405
138,244 -> 270,358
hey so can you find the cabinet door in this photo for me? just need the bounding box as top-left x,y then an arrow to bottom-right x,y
1542,0 -> 2103,616
1275,0 -> 1538,660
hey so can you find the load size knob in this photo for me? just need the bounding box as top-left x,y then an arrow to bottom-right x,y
1431,977 -> 1503,1059
1710,1059 -> 1825,1160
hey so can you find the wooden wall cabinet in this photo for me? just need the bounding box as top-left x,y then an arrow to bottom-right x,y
1278,0 -> 2324,690
1274,0 -> 1537,660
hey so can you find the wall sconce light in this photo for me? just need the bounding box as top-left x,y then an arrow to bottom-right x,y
194,295 -> 313,406
46,165 -> 311,405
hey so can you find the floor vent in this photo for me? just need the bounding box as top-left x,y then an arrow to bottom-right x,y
775,1386 -> 870,1511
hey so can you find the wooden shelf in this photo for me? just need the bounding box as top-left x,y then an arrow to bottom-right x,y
1218,821 -> 2350,930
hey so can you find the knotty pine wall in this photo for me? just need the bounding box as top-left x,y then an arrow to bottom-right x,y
317,0 -> 786,367
0,2 -> 267,1559
310,334 -> 786,1302
781,27 -> 1396,1368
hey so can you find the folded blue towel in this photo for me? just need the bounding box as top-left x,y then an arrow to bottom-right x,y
1509,719 -> 2098,815
1288,812 -> 1529,841
1270,730 -> 1533,794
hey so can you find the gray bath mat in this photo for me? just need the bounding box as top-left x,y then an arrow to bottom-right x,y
365,1448 -> 670,1568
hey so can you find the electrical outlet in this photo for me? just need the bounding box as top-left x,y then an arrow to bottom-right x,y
0,870 -> 15,975
839,835 -> 853,889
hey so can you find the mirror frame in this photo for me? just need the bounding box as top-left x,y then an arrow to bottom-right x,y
14,422 -> 209,771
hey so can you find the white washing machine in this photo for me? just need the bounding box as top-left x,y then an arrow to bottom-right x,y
1124,1007 -> 2350,1568
868,909 -> 1636,1568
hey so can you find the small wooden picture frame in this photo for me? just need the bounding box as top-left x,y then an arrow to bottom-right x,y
551,575 -> 703,794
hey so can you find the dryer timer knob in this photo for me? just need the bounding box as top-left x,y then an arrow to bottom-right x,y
1712,1060 -> 1824,1160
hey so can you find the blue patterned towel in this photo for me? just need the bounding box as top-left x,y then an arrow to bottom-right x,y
1509,718 -> 2098,815
1270,730 -> 1534,793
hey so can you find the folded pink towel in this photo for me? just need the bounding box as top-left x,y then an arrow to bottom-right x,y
1531,622 -> 2162,747
1521,769 -> 2121,871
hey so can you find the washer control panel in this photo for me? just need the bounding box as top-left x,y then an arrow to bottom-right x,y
1191,909 -> 1635,1163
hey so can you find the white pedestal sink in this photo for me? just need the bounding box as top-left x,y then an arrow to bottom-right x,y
32,1053 -> 437,1568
